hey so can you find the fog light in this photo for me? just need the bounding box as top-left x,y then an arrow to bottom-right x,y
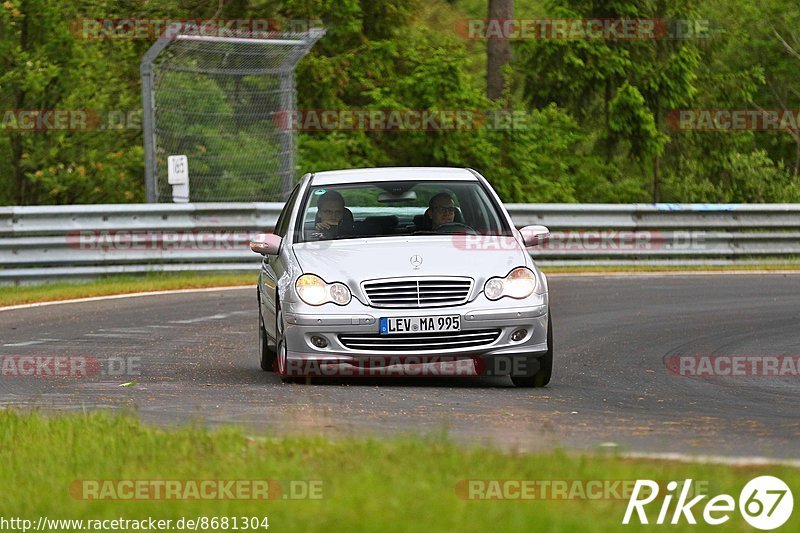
510,329 -> 527,342
310,336 -> 328,348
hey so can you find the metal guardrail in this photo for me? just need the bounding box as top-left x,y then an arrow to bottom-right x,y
1,203 -> 799,282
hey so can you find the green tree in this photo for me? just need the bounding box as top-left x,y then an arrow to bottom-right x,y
516,0 -> 701,201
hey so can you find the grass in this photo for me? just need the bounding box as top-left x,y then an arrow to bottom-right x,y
0,272 -> 255,307
0,411 -> 797,532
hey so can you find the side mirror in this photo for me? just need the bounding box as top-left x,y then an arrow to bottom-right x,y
519,225 -> 550,247
249,233 -> 282,255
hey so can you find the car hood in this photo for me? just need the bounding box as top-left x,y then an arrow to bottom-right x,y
292,236 -> 530,288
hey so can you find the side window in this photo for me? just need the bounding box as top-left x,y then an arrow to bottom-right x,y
274,185 -> 301,237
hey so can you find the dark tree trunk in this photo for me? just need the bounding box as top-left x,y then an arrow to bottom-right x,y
487,0 -> 513,102
653,155 -> 661,203
653,105 -> 662,203
12,6 -> 30,205
794,137 -> 800,177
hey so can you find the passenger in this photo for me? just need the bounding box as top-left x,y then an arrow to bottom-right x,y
425,192 -> 456,230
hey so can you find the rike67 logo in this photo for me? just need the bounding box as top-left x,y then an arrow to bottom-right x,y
623,476 -> 793,530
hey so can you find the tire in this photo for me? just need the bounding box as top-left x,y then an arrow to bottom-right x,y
510,311 -> 553,388
258,299 -> 276,372
273,300 -> 301,383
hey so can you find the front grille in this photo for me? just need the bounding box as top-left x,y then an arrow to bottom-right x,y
339,329 -> 501,352
362,277 -> 473,308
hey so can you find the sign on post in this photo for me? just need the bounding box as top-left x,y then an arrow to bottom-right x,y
167,155 -> 189,203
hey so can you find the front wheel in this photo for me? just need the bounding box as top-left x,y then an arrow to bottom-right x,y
510,312 -> 553,388
274,301 -> 301,383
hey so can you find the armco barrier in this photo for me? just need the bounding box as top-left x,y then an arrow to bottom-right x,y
1,203 -> 799,282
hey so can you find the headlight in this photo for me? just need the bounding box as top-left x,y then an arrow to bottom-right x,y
296,274 -> 352,306
484,267 -> 537,301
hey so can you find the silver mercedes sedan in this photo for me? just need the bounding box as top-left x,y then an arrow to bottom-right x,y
250,167 -> 553,387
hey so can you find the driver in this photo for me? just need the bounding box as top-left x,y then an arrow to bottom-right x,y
426,192 -> 456,229
311,190 -> 349,239
316,191 -> 345,231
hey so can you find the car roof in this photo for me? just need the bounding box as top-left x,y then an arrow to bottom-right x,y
309,167 -> 478,186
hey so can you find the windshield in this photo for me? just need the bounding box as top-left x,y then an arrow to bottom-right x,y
296,180 -> 511,242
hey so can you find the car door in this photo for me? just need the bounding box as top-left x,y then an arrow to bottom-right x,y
260,184 -> 302,341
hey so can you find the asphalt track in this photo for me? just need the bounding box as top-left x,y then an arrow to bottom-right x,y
1,274 -> 799,459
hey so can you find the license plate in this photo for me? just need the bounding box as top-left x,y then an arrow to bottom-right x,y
379,315 -> 461,335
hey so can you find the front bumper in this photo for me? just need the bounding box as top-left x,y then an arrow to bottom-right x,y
281,294 -> 549,367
